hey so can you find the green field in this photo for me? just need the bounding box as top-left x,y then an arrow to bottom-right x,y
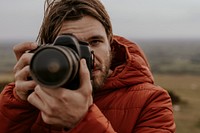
154,74 -> 200,133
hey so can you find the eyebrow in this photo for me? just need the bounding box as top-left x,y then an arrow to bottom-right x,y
59,32 -> 105,43
87,35 -> 105,41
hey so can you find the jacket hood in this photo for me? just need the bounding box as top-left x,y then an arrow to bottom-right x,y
102,35 -> 154,90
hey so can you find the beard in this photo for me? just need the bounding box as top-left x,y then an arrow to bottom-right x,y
92,52 -> 112,92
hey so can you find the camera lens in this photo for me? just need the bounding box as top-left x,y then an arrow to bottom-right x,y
30,46 -> 79,88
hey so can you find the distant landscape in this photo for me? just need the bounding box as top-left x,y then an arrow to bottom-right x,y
0,44 -> 16,75
1,39 -> 200,75
136,39 -> 200,75
0,39 -> 200,133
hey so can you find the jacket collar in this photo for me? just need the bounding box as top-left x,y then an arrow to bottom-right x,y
101,35 -> 154,91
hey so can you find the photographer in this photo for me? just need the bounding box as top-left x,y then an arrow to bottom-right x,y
0,0 -> 175,132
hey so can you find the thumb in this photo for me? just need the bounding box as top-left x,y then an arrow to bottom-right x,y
78,59 -> 92,93
79,59 -> 91,84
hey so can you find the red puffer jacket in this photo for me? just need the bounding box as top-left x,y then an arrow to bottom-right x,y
0,36 -> 176,133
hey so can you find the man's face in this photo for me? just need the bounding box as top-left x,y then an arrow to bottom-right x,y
58,15 -> 112,91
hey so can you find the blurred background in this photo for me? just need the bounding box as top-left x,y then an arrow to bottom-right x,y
0,0 -> 200,132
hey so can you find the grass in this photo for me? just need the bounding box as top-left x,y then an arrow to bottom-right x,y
0,73 -> 14,91
154,74 -> 200,133
0,73 -> 200,132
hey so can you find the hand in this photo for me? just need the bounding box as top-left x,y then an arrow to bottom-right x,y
27,59 -> 93,128
13,42 -> 38,101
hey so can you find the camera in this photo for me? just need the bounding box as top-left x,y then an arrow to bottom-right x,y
30,34 -> 94,90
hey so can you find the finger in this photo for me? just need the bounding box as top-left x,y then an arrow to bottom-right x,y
41,112 -> 62,125
15,80 -> 37,100
28,86 -> 56,112
27,86 -> 45,109
80,59 -> 91,84
14,65 -> 31,80
15,80 -> 37,91
13,53 -> 33,73
41,111 -> 78,128
15,65 -> 37,91
13,42 -> 37,60
78,59 -> 92,94
39,86 -> 70,100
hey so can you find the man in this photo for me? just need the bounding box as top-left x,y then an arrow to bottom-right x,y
0,0 -> 176,132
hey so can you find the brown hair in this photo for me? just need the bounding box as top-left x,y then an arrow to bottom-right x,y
37,0 -> 113,44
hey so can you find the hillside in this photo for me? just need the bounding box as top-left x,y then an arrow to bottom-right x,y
135,39 -> 200,75
1,39 -> 200,75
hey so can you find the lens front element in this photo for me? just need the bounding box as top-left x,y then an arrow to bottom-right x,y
30,46 -> 75,88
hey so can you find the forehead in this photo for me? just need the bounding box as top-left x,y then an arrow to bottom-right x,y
58,16 -> 107,40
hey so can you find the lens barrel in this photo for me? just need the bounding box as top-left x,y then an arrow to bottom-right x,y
30,46 -> 79,88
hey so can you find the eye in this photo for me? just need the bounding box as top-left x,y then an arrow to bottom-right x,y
89,39 -> 102,46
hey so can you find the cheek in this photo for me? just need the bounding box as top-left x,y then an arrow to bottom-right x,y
93,47 -> 110,64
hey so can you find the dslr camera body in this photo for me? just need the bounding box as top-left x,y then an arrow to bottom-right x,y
30,34 -> 94,90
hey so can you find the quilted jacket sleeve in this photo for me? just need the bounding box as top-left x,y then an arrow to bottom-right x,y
133,85 -> 176,133
67,104 -> 116,133
0,83 -> 39,133
0,83 -> 117,133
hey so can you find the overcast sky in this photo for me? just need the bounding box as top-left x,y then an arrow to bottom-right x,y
0,0 -> 199,42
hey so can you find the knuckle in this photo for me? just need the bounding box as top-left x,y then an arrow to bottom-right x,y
60,90 -> 70,101
44,104 -> 57,117
45,109 -> 53,117
24,66 -> 30,76
13,45 -> 18,52
29,81 -> 36,88
15,81 -> 19,88
49,105 -> 57,114
20,53 -> 30,62
14,66 -> 30,80
60,93 -> 68,100
13,65 -> 18,73
14,71 -> 20,80
34,86 -> 41,94
42,113 -> 53,124
13,62 -> 20,73
48,100 -> 57,110
15,81 -> 22,91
